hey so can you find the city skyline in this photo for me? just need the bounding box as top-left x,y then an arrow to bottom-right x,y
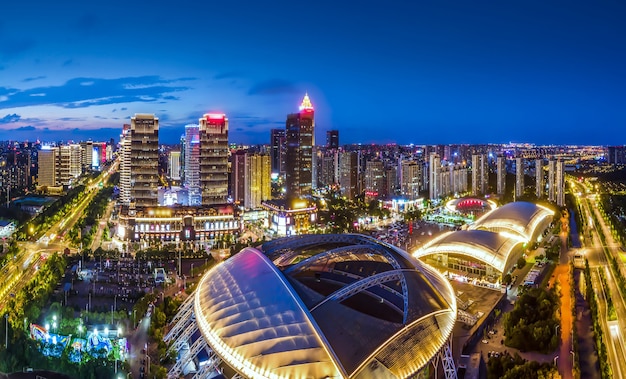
1,1 -> 625,146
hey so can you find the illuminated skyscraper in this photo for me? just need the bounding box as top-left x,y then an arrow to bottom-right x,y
129,114 -> 159,210
119,124 -> 132,205
496,155 -> 506,196
339,151 -> 358,200
326,130 -> 339,149
245,154 -> 271,209
169,151 -> 181,181
199,113 -> 229,206
58,144 -> 82,186
231,150 -> 247,205
364,159 -> 385,199
184,124 -> 201,205
556,159 -> 565,206
285,94 -> 315,199
515,157 -> 524,199
535,158 -> 544,198
548,159 -> 556,202
471,154 -> 488,195
400,160 -> 422,199
429,153 -> 441,200
38,146 -> 57,188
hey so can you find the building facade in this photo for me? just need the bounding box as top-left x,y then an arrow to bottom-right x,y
285,94 -> 315,199
199,114 -> 229,206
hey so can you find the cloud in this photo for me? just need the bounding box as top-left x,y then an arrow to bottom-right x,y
0,126 -> 122,144
22,76 -> 46,82
62,59 -> 74,67
0,75 -> 191,110
0,113 -> 20,123
15,125 -> 35,131
248,79 -> 299,96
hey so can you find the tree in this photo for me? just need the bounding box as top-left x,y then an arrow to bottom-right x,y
517,257 -> 526,270
502,273 -> 512,285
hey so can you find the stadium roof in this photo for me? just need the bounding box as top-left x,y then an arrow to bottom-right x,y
469,201 -> 554,242
195,234 -> 457,379
413,230 -> 525,274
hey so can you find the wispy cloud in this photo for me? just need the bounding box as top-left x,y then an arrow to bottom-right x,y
22,75 -> 46,82
248,79 -> 299,96
0,76 -> 192,110
0,113 -> 21,123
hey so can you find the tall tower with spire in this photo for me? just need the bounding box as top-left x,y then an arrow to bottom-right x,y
285,93 -> 315,199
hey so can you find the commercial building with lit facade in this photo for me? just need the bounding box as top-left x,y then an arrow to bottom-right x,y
261,199 -> 317,237
285,94 -> 315,199
414,201 -> 554,283
166,234 -> 458,379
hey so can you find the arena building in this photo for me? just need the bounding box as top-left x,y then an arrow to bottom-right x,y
414,202 -> 554,284
165,234 -> 458,379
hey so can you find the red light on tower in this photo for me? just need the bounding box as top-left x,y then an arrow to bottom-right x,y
206,113 -> 225,120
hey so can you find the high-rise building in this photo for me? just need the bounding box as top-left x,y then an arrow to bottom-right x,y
270,129 -> 286,175
129,114 -> 159,210
607,146 -> 626,165
169,151 -> 181,181
496,155 -> 506,196
245,154 -> 271,209
231,150 -> 247,205
38,146 -> 57,188
326,130 -> 339,149
471,154 -> 488,195
429,153 -> 441,200
119,124 -> 132,205
556,159 -> 565,206
58,144 -> 82,186
535,158 -> 544,199
184,124 -> 201,205
285,94 -> 315,199
548,159 -> 556,202
316,147 -> 339,188
400,160 -> 421,199
364,159 -> 385,199
339,151 -> 358,200
515,157 -> 524,199
199,113 -> 229,206
80,141 -> 93,171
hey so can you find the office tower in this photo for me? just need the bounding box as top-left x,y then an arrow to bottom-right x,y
199,113 -> 229,206
535,158 -> 544,198
496,155 -> 506,196
285,94 -> 315,199
245,154 -> 271,209
607,146 -> 626,165
400,160 -> 421,199
339,151 -> 358,200
270,129 -> 286,175
58,144 -> 82,186
429,153 -> 441,200
231,150 -> 247,205
184,124 -> 201,205
364,160 -> 385,199
129,114 -> 159,209
80,141 -> 93,171
119,124 -> 132,206
326,130 -> 339,149
515,157 -> 524,199
38,146 -> 57,187
556,159 -> 565,206
386,166 -> 398,198
548,159 -> 556,202
179,134 -> 186,183
471,154 -> 488,196
169,151 -> 181,181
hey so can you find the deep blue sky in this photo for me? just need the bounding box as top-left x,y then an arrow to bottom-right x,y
1,0 -> 625,145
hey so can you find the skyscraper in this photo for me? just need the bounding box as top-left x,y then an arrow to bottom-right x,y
285,94 -> 315,199
270,129 -> 286,175
245,154 -> 271,209
339,151 -> 358,200
119,124 -> 132,206
429,153 -> 441,200
38,146 -> 57,188
496,155 -> 506,196
364,159 -> 385,199
231,150 -> 247,205
400,160 -> 421,200
515,157 -> 524,199
58,144 -> 82,186
556,159 -> 565,206
326,130 -> 339,149
129,114 -> 159,209
199,113 -> 229,206
184,124 -> 201,205
471,154 -> 488,195
169,151 -> 181,181
535,158 -> 544,199
548,159 -> 556,202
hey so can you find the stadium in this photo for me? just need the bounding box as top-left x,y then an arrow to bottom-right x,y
414,202 -> 554,284
165,234 -> 458,379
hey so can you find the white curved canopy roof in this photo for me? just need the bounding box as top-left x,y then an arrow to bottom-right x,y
414,230 -> 524,273
470,201 -> 554,241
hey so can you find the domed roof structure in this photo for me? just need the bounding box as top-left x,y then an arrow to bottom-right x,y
193,234 -> 457,379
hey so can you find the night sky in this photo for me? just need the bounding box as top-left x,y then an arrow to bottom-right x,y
1,0 -> 625,145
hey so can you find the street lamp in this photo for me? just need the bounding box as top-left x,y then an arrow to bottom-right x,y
553,355 -> 559,366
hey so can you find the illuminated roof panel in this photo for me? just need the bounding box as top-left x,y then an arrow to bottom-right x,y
470,201 -> 554,241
